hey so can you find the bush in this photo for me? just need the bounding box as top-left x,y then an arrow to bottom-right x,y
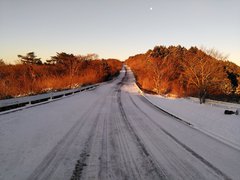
0,55 -> 122,99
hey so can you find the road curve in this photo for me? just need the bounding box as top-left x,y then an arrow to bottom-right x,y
0,67 -> 239,180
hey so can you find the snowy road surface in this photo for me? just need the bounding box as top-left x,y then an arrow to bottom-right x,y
0,67 -> 240,180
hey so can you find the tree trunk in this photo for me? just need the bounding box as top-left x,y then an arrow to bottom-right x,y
199,90 -> 207,104
202,91 -> 207,103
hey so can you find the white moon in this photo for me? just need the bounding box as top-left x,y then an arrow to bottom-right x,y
150,7 -> 153,10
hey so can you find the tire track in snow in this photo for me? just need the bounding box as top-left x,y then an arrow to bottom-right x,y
72,73 -> 128,180
70,111 -> 103,180
127,91 -> 231,180
139,93 -> 240,152
79,98 -> 111,179
67,90 -> 116,179
77,70 -> 156,180
77,69 -> 165,180
113,98 -> 144,179
117,73 -> 169,180
27,95 -> 105,180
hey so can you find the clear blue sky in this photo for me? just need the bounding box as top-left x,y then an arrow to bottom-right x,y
0,0 -> 239,64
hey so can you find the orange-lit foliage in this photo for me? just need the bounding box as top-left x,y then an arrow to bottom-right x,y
0,54 -> 122,99
126,45 -> 240,101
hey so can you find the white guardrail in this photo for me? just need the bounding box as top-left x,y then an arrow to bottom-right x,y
0,84 -> 99,112
187,97 -> 240,109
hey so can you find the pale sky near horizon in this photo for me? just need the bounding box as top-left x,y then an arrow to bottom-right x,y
0,0 -> 239,64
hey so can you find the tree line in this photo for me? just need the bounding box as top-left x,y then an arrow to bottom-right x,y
0,52 -> 122,99
126,45 -> 240,103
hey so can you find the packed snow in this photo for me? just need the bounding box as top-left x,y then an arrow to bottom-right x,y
0,67 -> 240,180
142,92 -> 240,150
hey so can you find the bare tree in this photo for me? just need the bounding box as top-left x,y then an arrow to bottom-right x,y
147,55 -> 170,94
200,46 -> 228,61
77,53 -> 99,61
181,55 -> 227,103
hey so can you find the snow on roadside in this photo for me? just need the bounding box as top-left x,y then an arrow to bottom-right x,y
144,93 -> 240,150
0,90 -> 100,180
125,66 -> 240,150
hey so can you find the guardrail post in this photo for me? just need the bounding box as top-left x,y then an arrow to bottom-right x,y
50,92 -> 53,101
0,83 -> 101,112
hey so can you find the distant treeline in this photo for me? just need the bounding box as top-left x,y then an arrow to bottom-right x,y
126,45 -> 240,103
0,52 -> 122,99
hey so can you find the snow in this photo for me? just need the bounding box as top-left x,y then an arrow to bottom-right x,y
0,67 -> 240,180
124,68 -> 240,179
0,84 -> 98,111
141,91 -> 240,150
0,90 -> 100,180
0,70 -> 125,180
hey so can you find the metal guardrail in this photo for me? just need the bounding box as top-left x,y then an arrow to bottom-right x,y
188,97 -> 240,109
0,69 -> 123,113
0,84 -> 99,112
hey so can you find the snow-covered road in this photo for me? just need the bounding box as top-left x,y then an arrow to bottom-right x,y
0,67 -> 240,180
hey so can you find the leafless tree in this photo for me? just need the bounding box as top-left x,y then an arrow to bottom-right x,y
181,55 -> 227,103
77,53 -> 99,61
200,46 -> 228,61
147,55 -> 170,94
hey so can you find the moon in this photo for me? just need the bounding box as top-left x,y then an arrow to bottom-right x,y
150,7 -> 153,11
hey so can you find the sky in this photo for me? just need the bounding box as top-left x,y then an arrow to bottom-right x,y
0,0 -> 240,64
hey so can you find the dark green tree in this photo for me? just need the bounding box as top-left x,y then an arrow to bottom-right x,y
150,45 -> 170,58
18,52 -> 42,65
0,59 -> 5,66
48,52 -> 80,87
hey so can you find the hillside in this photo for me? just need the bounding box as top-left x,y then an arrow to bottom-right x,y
125,45 -> 240,103
0,52 -> 122,99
